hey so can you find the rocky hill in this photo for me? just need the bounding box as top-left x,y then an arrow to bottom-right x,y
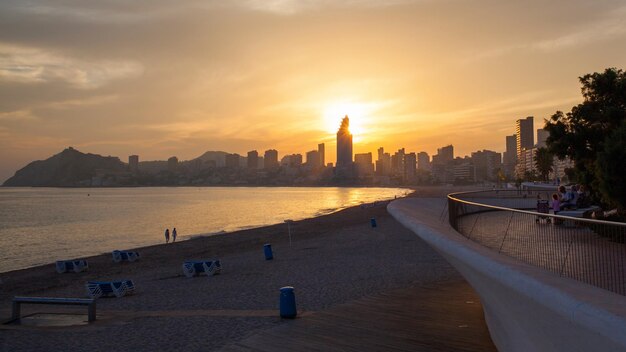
3,147 -> 127,187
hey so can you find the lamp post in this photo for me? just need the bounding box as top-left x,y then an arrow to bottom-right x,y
285,219 -> 293,247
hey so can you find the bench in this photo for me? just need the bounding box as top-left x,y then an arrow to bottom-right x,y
558,206 -> 601,218
12,296 -> 96,322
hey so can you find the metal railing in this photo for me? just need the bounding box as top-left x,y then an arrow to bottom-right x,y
448,189 -> 626,296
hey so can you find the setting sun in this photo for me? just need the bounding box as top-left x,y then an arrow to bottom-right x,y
322,101 -> 373,140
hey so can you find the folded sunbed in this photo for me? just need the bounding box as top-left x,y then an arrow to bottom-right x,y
182,260 -> 221,278
112,250 -> 140,263
56,259 -> 89,274
86,280 -> 135,298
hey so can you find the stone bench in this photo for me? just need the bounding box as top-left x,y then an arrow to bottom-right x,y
12,296 -> 96,322
558,206 -> 601,218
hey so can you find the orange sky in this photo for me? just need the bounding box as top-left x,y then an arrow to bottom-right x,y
1,0 -> 625,182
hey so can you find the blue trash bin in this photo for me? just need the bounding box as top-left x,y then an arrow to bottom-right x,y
264,243 -> 273,260
370,218 -> 377,228
279,286 -> 297,318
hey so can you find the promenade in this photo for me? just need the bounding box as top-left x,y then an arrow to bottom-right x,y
0,194 -> 496,352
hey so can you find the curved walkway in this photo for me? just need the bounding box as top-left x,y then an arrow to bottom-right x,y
389,197 -> 626,352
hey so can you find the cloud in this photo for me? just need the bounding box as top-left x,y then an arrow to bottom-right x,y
0,109 -> 36,121
0,43 -> 143,88
234,0 -> 429,15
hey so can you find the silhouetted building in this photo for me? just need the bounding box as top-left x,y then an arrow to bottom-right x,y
336,116 -> 353,172
318,143 -> 325,168
264,149 -> 279,169
306,150 -> 321,169
516,116 -> 534,157
536,129 -> 549,149
225,153 -> 240,168
355,152 -> 374,176
391,148 -> 405,176
281,154 -> 302,167
247,150 -> 258,169
417,152 -> 430,171
471,150 -> 502,182
128,155 -> 139,174
436,145 -> 454,163
503,134 -> 517,178
167,156 -> 178,172
404,152 -> 417,181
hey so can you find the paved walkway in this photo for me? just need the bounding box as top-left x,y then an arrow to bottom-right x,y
219,279 -> 496,352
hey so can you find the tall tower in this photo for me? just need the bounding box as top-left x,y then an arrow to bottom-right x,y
318,143 -> 325,167
516,116 -> 534,157
336,115 -> 353,170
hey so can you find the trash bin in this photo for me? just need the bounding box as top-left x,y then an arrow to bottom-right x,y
370,218 -> 377,228
264,243 -> 273,260
279,286 -> 297,318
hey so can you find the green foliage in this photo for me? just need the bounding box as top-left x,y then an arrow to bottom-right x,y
534,147 -> 553,182
596,122 -> 626,210
545,68 -> 626,210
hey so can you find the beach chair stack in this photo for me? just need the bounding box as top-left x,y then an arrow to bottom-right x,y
112,250 -> 140,263
86,280 -> 135,299
56,259 -> 89,274
182,260 -> 221,278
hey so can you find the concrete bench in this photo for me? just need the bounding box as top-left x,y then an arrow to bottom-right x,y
12,296 -> 96,322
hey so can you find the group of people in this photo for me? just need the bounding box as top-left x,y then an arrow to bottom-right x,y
164,228 -> 177,243
551,184 -> 588,213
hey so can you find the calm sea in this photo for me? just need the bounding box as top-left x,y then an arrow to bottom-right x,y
0,187 -> 408,273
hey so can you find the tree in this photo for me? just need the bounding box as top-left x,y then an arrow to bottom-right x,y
545,67 -> 626,210
534,147 -> 553,182
596,122 -> 626,211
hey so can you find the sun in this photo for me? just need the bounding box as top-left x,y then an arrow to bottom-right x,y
322,101 -> 370,137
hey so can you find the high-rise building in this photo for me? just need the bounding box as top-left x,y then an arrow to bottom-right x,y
167,156 -> 178,172
404,153 -> 417,181
391,148 -> 405,175
128,155 -> 139,174
247,150 -> 258,169
306,150 -> 321,168
536,129 -> 549,149
354,152 -> 374,176
225,153 -> 240,168
264,149 -> 279,169
516,116 -> 534,157
336,116 -> 353,170
436,145 -> 454,163
471,150 -> 502,182
318,143 -> 325,168
281,154 -> 302,167
417,152 -> 430,171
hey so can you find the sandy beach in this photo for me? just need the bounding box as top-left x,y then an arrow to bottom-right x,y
0,187 -> 481,351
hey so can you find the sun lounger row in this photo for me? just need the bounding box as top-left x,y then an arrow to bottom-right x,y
183,260 -> 221,277
112,250 -> 140,263
86,280 -> 136,298
56,259 -> 89,274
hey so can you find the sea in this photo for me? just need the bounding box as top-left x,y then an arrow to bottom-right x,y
0,187 -> 409,273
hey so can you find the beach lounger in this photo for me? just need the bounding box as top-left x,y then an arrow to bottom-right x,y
182,260 -> 221,278
56,259 -> 89,274
86,280 -> 135,299
112,250 -> 140,263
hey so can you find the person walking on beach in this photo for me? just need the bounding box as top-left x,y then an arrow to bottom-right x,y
172,228 -> 177,242
165,228 -> 170,243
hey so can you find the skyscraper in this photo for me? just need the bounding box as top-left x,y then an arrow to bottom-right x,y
504,134 -> 517,177
247,150 -> 258,169
417,152 -> 430,171
336,115 -> 353,170
516,116 -> 534,157
536,129 -> 549,148
264,149 -> 279,169
128,155 -> 139,174
318,143 -> 325,167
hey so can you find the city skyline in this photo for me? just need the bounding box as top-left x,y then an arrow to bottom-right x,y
1,1 -> 625,183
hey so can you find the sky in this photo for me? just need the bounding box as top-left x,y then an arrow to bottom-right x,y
1,0 -> 625,182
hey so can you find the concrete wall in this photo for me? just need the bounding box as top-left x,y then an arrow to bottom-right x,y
389,198 -> 626,352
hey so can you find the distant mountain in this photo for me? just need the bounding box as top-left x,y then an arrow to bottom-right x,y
3,147 -> 127,187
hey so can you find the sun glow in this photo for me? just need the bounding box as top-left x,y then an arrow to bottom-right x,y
322,101 -> 372,139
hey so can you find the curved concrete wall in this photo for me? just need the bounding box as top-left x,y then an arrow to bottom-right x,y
389,198 -> 626,352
